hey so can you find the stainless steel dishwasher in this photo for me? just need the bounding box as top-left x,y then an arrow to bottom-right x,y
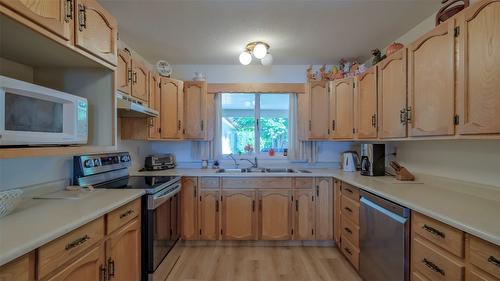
359,190 -> 411,281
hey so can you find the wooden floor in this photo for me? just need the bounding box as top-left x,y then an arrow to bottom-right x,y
166,243 -> 362,281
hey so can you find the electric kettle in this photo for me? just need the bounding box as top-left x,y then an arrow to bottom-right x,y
342,151 -> 359,172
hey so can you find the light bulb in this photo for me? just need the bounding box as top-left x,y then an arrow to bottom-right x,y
239,51 -> 252,65
261,54 -> 273,66
253,43 -> 268,59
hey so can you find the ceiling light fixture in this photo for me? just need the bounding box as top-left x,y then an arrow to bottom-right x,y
239,41 -> 272,65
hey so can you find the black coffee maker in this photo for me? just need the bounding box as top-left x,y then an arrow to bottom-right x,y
360,144 -> 385,176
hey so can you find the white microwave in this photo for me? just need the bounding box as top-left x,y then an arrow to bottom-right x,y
0,75 -> 88,146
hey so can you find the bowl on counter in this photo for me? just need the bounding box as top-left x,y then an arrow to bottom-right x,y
0,189 -> 23,218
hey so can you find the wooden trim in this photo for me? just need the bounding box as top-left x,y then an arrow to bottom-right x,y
0,146 -> 117,159
207,83 -> 305,94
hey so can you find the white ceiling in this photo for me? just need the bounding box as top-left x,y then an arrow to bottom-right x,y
101,0 -> 440,65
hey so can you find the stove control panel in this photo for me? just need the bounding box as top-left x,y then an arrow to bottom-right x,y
74,152 -> 132,179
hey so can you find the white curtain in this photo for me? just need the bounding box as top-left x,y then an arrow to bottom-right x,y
288,93 -> 317,163
191,94 -> 222,160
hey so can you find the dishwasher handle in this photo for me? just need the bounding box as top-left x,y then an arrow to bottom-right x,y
360,196 -> 410,224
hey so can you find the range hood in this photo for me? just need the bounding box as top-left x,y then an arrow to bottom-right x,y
116,93 -> 159,118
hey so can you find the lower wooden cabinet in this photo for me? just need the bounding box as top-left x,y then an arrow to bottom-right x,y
45,244 -> 106,281
293,189 -> 316,240
333,179 -> 342,244
466,234 -> 500,281
106,219 -> 141,281
181,177 -> 198,240
259,189 -> 292,240
221,190 -> 257,240
198,189 -> 220,240
0,252 -> 35,281
315,178 -> 333,240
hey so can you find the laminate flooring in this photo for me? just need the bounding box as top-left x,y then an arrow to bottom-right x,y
166,243 -> 362,281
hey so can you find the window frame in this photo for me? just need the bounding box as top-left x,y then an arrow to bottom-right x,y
221,93 -> 290,159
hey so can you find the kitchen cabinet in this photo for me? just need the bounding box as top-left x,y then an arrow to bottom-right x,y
130,59 -> 149,102
183,81 -> 208,140
45,244 -> 106,281
1,0 -> 72,42
221,190 -> 257,240
306,80 -> 330,139
181,177 -> 198,240
408,19 -> 456,137
0,252 -> 35,281
315,178 -> 333,240
457,0 -> 500,135
337,181 -> 360,270
466,234 -> 500,280
160,78 -> 184,140
198,189 -> 220,240
294,189 -> 316,240
356,66 -> 378,139
117,49 -> 132,95
333,179 -> 342,245
330,78 -> 355,139
74,0 -> 117,65
148,72 -> 161,140
106,219 -> 141,281
259,189 -> 292,240
378,48 -> 408,139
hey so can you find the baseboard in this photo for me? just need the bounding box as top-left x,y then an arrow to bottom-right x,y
179,240 -> 336,247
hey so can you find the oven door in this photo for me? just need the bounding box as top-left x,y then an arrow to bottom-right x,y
143,182 -> 181,276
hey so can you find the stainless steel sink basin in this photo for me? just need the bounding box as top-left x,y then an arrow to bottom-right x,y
216,168 -> 298,173
265,168 -> 297,173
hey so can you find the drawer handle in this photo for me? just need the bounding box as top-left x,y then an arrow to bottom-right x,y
422,224 -> 445,239
422,258 -> 445,276
345,188 -> 353,194
65,234 -> 90,250
344,227 -> 352,234
344,247 -> 352,255
344,207 -> 353,213
120,209 -> 134,219
488,256 -> 500,267
108,257 -> 115,278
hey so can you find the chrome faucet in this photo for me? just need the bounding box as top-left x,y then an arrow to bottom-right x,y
240,157 -> 258,168
227,154 -> 239,168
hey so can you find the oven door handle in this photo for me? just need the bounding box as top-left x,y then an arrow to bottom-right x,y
148,182 -> 181,210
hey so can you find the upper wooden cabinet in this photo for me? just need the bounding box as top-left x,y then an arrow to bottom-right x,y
161,78 -> 184,140
378,48 -> 408,139
330,78 -> 355,139
117,49 -> 132,95
148,72 -> 161,140
409,19 -> 456,137
1,0 -> 73,42
306,80 -> 330,139
457,0 -> 500,135
356,66 -> 378,139
130,59 -> 148,102
221,189 -> 257,240
183,81 -> 208,140
259,189 -> 292,240
74,0 -> 117,65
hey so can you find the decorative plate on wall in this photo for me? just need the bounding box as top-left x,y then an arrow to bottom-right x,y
156,60 -> 172,77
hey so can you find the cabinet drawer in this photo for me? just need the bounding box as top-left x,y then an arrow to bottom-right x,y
412,212 -> 464,257
341,182 -> 359,201
295,178 -> 314,189
341,215 -> 359,248
341,195 -> 359,225
199,177 -> 220,189
107,199 -> 141,234
38,217 -> 105,279
222,177 -> 292,189
468,236 -> 500,279
341,237 -> 359,270
467,268 -> 498,281
412,271 -> 431,281
412,237 -> 465,281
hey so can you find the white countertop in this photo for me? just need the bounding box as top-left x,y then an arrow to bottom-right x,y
132,168 -> 500,246
0,189 -> 144,267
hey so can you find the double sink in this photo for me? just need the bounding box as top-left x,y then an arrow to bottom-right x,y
216,168 -> 312,174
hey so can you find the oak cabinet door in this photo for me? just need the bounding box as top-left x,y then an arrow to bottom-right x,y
458,0 -> 500,135
378,48 -> 408,139
259,189 -> 292,240
222,190 -> 257,240
333,179 -> 342,245
294,189 -> 315,240
198,190 -> 220,240
130,59 -> 148,102
46,244 -> 105,281
106,219 -> 141,281
160,78 -> 184,139
183,81 -> 207,139
117,49 -> 132,95
357,66 -> 378,139
330,78 -> 355,139
148,72 -> 161,140
315,178 -> 333,240
0,253 -> 35,281
1,0 -> 72,41
181,177 -> 198,240
307,81 -> 330,139
409,20 -> 456,137
74,0 -> 117,65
